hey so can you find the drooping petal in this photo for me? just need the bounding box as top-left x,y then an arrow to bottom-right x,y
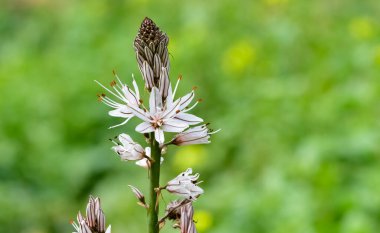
136,122 -> 155,133
149,87 -> 162,114
174,112 -> 203,125
162,119 -> 189,133
155,128 -> 165,144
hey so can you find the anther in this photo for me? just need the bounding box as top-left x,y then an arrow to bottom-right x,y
192,86 -> 198,91
175,110 -> 180,114
178,74 -> 183,80
197,98 -> 203,102
110,80 -> 117,87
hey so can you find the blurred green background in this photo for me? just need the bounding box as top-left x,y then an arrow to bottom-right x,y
1,0 -> 380,232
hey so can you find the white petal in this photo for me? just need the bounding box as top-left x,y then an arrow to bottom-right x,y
136,122 -> 155,133
145,147 -> 151,157
149,87 -> 162,114
166,85 -> 174,108
155,128 -> 165,144
174,112 -> 203,125
176,137 -> 210,146
162,98 -> 180,119
162,119 -> 188,133
122,85 -> 140,107
132,75 -> 140,99
108,107 -> 133,118
118,133 -> 133,146
136,155 -> 164,168
136,158 -> 150,168
178,91 -> 194,110
128,104 -> 151,122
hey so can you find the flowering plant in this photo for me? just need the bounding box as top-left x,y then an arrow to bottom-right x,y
71,18 -> 219,233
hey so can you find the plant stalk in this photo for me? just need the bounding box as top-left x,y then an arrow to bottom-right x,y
148,132 -> 161,233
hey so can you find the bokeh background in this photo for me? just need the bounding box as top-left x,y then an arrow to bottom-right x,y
1,0 -> 380,232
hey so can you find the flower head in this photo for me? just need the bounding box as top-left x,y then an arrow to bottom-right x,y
131,87 -> 203,144
71,196 -> 111,233
111,133 -> 146,161
166,168 -> 204,200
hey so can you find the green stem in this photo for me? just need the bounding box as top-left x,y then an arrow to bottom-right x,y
148,132 -> 161,233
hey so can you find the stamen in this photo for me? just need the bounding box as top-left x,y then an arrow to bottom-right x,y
94,80 -> 126,103
113,71 -> 125,88
172,75 -> 182,98
97,94 -> 103,102
183,100 -> 199,112
192,86 -> 198,91
110,80 -> 117,87
109,139 -> 119,145
108,117 -> 132,129
101,96 -> 120,108
175,110 -> 180,114
112,85 -> 128,103
209,128 -> 221,134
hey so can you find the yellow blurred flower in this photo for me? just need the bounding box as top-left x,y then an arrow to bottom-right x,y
193,210 -> 213,232
373,45 -> 380,66
349,17 -> 375,40
172,146 -> 207,171
222,40 -> 256,76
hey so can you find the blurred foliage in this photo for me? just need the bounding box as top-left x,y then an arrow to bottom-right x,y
1,0 -> 380,232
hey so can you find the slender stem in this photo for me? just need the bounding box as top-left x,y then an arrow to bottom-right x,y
148,132 -> 161,233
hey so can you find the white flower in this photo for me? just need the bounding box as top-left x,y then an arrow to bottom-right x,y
171,124 -> 220,146
71,196 -> 112,233
135,147 -> 164,168
166,168 -> 204,201
130,87 -> 203,144
96,73 -> 141,129
112,133 -> 146,161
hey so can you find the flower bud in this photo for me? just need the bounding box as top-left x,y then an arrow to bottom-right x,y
134,17 -> 170,92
